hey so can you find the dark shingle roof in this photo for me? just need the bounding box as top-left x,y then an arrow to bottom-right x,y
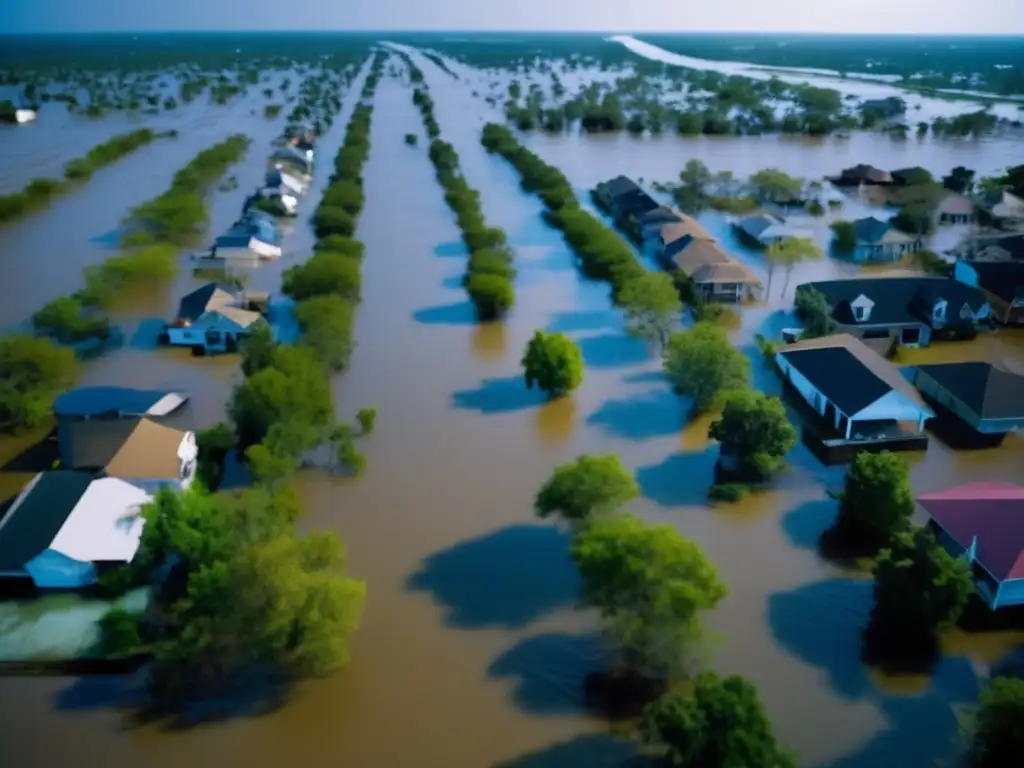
616,189 -> 659,217
851,216 -> 892,244
967,260 -> 1024,303
600,175 -> 641,200
63,419 -> 146,470
799,277 -> 989,327
0,472 -> 94,570
994,236 -> 1024,261
912,362 -> 1024,420
176,283 -> 235,322
780,346 -> 893,414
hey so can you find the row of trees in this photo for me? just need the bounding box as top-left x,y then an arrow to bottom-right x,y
408,77 -> 516,321
28,134 -> 251,346
533,453 -> 796,763
0,127 -> 172,226
94,57 -> 387,707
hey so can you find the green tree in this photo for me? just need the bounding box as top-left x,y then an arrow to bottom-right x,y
571,514 -> 727,681
967,678 -> 1024,768
282,250 -> 361,302
295,295 -> 356,372
675,159 -> 713,212
832,451 -> 916,553
535,454 -> 638,527
766,236 -> 822,299
709,390 -> 796,482
521,330 -> 584,398
465,273 -> 515,321
889,182 -> 947,236
942,166 -> 975,195
749,168 -> 804,204
663,323 -> 751,413
311,205 -> 356,238
642,672 -> 797,768
0,334 -> 77,431
794,288 -> 838,339
618,272 -> 683,349
239,320 -> 277,377
867,526 -> 973,653
830,220 -> 857,253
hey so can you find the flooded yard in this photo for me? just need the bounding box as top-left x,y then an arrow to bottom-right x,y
1,40 -> 1023,768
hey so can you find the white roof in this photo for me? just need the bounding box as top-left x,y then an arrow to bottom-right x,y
49,478 -> 151,564
148,393 -> 187,417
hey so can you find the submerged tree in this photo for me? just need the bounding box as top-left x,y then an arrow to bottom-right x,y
535,454 -> 638,528
967,677 -> 1024,768
0,334 -> 77,431
617,272 -> 683,349
663,322 -> 750,413
521,330 -> 584,398
766,236 -> 822,299
708,390 -> 796,483
830,451 -> 916,554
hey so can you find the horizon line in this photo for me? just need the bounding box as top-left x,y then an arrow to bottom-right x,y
2,29 -> 1024,38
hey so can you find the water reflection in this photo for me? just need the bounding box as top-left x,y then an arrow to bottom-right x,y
488,632 -> 601,716
471,320 -> 507,361
586,388 -> 683,442
412,300 -> 477,325
534,396 -> 576,446
452,375 -> 544,414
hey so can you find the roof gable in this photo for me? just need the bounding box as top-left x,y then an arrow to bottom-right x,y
177,283 -> 236,321
913,362 -> 1024,419
851,216 -> 892,243
799,277 -> 988,327
0,472 -> 95,570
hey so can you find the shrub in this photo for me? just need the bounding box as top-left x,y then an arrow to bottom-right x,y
282,250 -> 361,301
708,483 -> 750,503
465,273 -> 515,321
312,205 -> 356,238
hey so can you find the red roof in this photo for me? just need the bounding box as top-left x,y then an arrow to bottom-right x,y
918,482 -> 1024,582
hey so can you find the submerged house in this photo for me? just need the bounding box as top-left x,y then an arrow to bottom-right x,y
796,277 -> 990,347
846,216 -> 922,263
247,167 -> 306,216
594,176 -> 659,220
919,482 -> 1024,610
976,190 -> 1024,231
831,164 -> 893,187
954,259 -> 1024,325
936,192 -> 976,225
211,211 -> 282,260
964,234 -> 1024,264
658,217 -> 760,302
165,282 -> 268,353
269,146 -> 313,178
734,212 -> 813,247
0,472 -> 150,589
776,333 -> 934,448
860,96 -> 907,120
905,362 -> 1024,444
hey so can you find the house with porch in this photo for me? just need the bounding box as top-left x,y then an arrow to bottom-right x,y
164,283 -> 269,353
954,259 -> 1024,325
918,482 -> 1024,610
0,472 -> 151,590
658,219 -> 760,302
776,334 -> 933,459
846,216 -> 922,263
797,276 -> 990,347
905,361 -> 1024,445
936,192 -> 976,225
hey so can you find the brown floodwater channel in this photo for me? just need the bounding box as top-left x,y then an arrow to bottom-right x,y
1,47 -> 1024,768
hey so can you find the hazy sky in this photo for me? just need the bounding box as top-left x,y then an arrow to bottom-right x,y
5,0 -> 1023,35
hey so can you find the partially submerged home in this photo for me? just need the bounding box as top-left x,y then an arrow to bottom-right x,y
211,211 -> 282,260
831,164 -> 893,187
247,167 -> 306,216
165,282 -> 268,353
936,192 -> 976,225
0,472 -> 150,589
918,482 -> 1024,610
846,216 -> 922,263
658,216 -> 760,302
954,259 -> 1024,325
636,205 -> 682,238
905,362 -> 1024,444
797,276 -> 990,347
860,96 -> 907,120
977,189 -> 1024,231
594,176 -> 659,219
776,334 -> 934,457
60,415 -> 198,492
964,234 -> 1024,263
734,212 -> 813,247
269,146 -> 313,178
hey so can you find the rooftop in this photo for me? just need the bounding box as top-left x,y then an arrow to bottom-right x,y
103,419 -> 191,480
910,362 -> 1024,420
54,387 -> 188,419
176,283 -> 237,322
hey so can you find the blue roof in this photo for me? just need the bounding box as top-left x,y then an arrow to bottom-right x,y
53,387 -> 187,418
852,216 -> 892,244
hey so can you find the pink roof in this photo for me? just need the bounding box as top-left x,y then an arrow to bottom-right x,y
918,483 -> 1024,582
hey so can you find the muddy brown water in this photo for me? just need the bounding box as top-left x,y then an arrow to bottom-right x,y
1,47 -> 1024,768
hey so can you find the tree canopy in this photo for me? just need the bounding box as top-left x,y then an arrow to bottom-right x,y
521,330 -> 584,398
794,287 -> 838,339
0,334 -> 77,431
642,672 -> 797,768
535,454 -> 638,527
571,514 -> 727,681
765,236 -> 822,299
749,168 -> 804,203
832,451 -> 916,553
618,272 -> 683,349
708,390 -> 796,482
663,322 -> 751,413
968,677 -> 1024,768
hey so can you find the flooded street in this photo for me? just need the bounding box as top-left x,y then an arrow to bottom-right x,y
2,42 -> 1024,768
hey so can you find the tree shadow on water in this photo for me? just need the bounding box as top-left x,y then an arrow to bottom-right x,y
130,318 -> 170,350
635,450 -> 718,507
767,578 -> 873,701
494,733 -> 644,768
413,301 -> 477,326
587,389 -> 684,442
488,632 -> 602,715
546,309 -> 619,335
577,333 -> 650,369
452,375 -> 545,414
406,524 -> 579,630
780,499 -> 837,551
434,240 -> 468,258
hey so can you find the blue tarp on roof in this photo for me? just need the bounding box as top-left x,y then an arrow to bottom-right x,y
53,387 -> 187,418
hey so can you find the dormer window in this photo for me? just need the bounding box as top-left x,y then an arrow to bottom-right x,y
850,294 -> 874,323
933,300 -> 948,322
854,306 -> 868,321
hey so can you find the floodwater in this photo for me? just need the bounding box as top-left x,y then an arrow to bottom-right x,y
1,43 -> 1024,768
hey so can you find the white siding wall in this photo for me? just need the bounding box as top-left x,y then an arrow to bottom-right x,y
776,354 -> 828,416
853,390 -> 931,423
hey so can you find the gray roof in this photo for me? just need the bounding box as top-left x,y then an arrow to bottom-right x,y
0,472 -> 94,570
912,362 -> 1024,420
599,175 -> 642,200
851,216 -> 893,244
54,387 -> 188,419
176,283 -> 237,322
798,277 -> 989,327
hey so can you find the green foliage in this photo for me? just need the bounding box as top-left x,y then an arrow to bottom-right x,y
195,421 -> 235,491
709,390 -> 796,482
521,330 -> 584,398
465,273 -> 515,321
663,323 -> 751,413
618,272 -> 683,348
404,133 -> 418,146
321,180 -> 364,216
749,168 -> 804,203
137,485 -> 366,703
830,220 -> 857,253
765,236 -> 822,298
282,250 -> 361,302
312,205 -> 356,238
571,514 -> 727,681
239,321 -> 277,377
967,678 -> 1024,768
535,454 -> 638,527
314,235 -> 365,259
867,526 -> 973,654
32,295 -> 111,343
708,483 -> 750,503
96,608 -> 144,657
294,295 -> 356,372
356,407 -> 377,435
465,248 -> 516,281
832,451 -> 916,553
642,672 -> 797,768
916,249 -> 953,277
0,335 -> 77,431
794,287 -> 838,339
889,182 -> 947,236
